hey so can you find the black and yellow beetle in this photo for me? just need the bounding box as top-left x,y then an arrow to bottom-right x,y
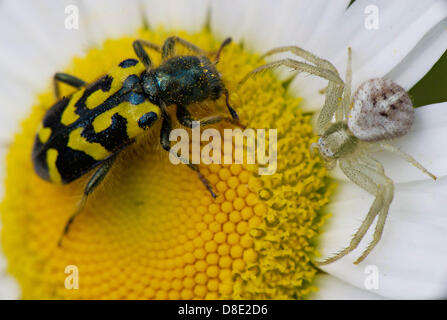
31,37 -> 242,244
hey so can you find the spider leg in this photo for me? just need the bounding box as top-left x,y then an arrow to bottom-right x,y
359,154 -> 385,175
260,46 -> 350,108
315,158 -> 393,265
341,47 -> 352,121
353,179 -> 393,264
379,142 -> 437,180
317,81 -> 344,134
349,155 -> 393,264
260,45 -> 340,77
239,58 -> 343,87
259,46 -> 346,124
239,46 -> 345,134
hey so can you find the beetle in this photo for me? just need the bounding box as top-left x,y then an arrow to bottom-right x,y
31,36 -> 242,244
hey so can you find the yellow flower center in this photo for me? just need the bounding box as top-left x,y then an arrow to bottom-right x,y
0,28 -> 334,299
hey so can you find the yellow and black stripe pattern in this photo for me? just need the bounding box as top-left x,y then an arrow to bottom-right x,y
32,59 -> 160,184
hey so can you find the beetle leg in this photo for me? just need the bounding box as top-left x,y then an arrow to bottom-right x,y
159,110 -> 173,151
159,110 -> 217,198
214,38 -> 232,64
133,40 -> 154,70
223,88 -> 240,120
53,73 -> 86,99
134,39 -> 161,53
58,155 -> 117,247
174,105 -> 194,128
161,36 -> 205,60
176,105 -> 245,129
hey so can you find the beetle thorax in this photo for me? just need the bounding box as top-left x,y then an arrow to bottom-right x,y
141,71 -> 160,105
319,122 -> 358,159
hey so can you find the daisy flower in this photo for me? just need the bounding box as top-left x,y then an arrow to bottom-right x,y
0,0 -> 446,300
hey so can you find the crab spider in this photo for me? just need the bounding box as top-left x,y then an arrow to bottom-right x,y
241,46 -> 436,265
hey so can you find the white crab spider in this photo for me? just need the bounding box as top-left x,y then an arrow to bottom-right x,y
241,46 -> 436,265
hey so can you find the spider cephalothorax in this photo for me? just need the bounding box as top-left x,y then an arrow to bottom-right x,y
241,46 -> 436,265
317,122 -> 357,160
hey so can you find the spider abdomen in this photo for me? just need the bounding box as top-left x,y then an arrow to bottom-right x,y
348,78 -> 414,142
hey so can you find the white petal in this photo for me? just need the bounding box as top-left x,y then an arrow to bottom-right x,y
0,0 -> 93,89
309,274 -> 383,300
210,0 -> 350,87
141,0 -> 210,32
347,0 -> 447,90
330,102 -> 447,183
288,0 -> 447,111
386,18 -> 447,90
0,77 -> 35,143
0,227 -> 20,299
0,274 -> 20,300
0,0 -> 99,140
0,147 -> 7,200
211,0 -> 350,51
80,0 -> 143,43
210,0 -> 258,44
319,176 -> 447,299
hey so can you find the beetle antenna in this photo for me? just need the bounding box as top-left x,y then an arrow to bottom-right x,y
215,37 -> 232,64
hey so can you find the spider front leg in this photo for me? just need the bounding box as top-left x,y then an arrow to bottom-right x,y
340,47 -> 352,121
260,45 -> 341,78
318,48 -> 351,131
239,58 -> 343,87
319,47 -> 352,123
315,157 -> 394,265
316,81 -> 344,135
239,45 -> 346,134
